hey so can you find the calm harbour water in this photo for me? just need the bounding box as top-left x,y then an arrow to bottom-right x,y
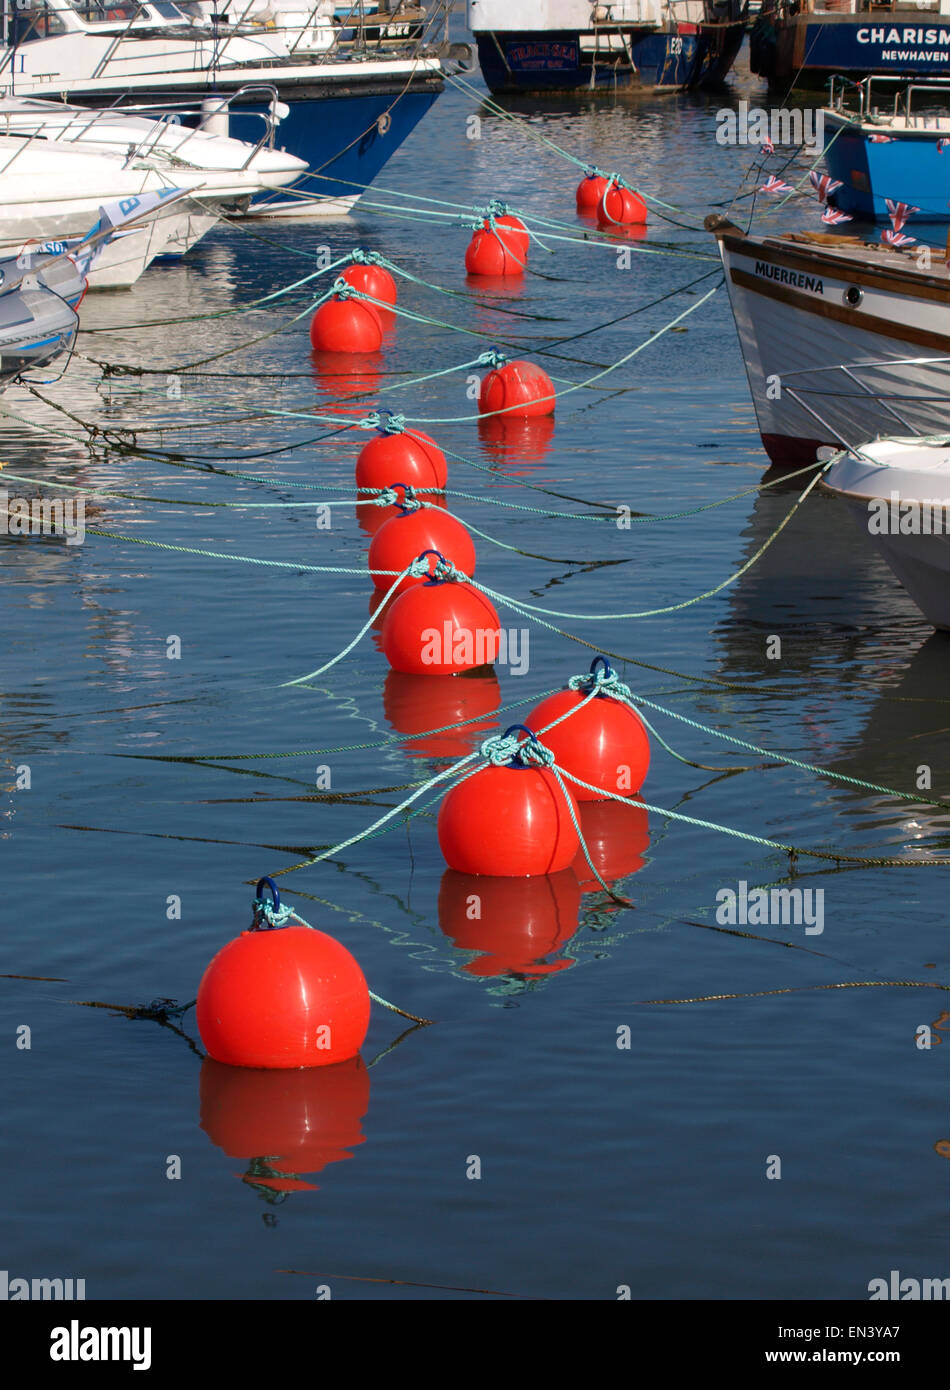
2,48 -> 950,1301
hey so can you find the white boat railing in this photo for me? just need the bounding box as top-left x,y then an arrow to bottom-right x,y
778,356 -> 950,456
0,83 -> 283,174
829,73 -> 950,122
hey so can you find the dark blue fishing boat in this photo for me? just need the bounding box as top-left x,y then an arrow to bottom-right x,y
751,0 -> 950,90
468,0 -> 747,93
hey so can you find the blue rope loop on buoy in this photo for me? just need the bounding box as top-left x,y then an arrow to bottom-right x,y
251,876 -> 291,931
390,482 -> 423,514
568,654 -> 633,702
480,724 -> 555,770
331,275 -> 353,300
410,549 -> 468,585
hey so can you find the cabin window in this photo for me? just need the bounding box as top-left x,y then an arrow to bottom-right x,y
8,2 -> 67,41
63,0 -> 143,23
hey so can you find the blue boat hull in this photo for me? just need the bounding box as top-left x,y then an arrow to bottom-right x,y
54,75 -> 442,207
751,10 -> 950,87
474,29 -> 706,92
228,88 -> 440,203
823,113 -> 950,221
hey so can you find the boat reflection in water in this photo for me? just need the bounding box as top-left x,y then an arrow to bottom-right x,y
199,1055 -> 371,1202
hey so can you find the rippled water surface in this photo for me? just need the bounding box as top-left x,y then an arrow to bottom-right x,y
3,46 -> 950,1301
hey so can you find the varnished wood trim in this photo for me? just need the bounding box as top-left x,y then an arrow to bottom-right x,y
729,267 -> 950,353
720,234 -> 950,304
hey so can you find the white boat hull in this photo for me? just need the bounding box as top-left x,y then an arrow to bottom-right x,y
708,216 -> 950,466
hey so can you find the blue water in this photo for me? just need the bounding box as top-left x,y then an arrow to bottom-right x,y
3,47 -> 950,1302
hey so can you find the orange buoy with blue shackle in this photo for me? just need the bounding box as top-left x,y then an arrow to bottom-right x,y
340,250 -> 398,307
437,724 -> 581,876
355,415 -> 448,493
527,656 -> 650,802
368,489 -> 476,594
465,203 -> 530,277
478,349 -> 555,419
196,878 -> 370,1069
380,550 -> 500,675
310,281 -> 383,353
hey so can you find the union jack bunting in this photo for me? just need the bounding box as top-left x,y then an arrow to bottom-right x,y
938,138 -> 950,153
759,176 -> 792,193
881,229 -> 916,247
821,207 -> 852,224
885,199 -> 920,231
761,137 -> 775,155
868,134 -> 895,143
809,172 -> 843,202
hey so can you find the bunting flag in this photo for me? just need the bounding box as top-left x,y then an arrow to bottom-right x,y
821,206 -> 853,225
809,171 -> 843,203
938,138 -> 950,153
868,134 -> 895,143
885,198 -> 920,231
761,137 -> 775,156
759,175 -> 792,194
881,228 -> 916,247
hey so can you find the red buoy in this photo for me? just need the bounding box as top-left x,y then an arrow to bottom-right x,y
572,798 -> 649,892
438,869 -> 580,976
478,359 -> 555,418
196,880 -> 370,1069
199,1055 -> 370,1193
465,226 -> 525,277
310,295 -> 383,353
340,261 -> 397,307
381,576 -> 501,674
383,670 -> 500,758
527,659 -> 650,801
355,427 -> 448,493
576,173 -> 610,213
599,184 -> 648,226
368,507 -> 476,594
437,732 -> 581,876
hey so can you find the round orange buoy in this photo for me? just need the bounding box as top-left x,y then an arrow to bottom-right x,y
438,868 -> 580,976
310,295 -> 383,353
576,173 -> 611,212
340,261 -> 397,307
437,725 -> 581,876
381,566 -> 501,675
572,798 -> 649,892
196,879 -> 370,1069
465,226 -> 525,278
383,669 -> 501,758
599,184 -> 648,226
527,657 -> 650,801
479,359 -> 555,418
368,506 -> 476,594
199,1055 -> 370,1193
355,425 -> 448,494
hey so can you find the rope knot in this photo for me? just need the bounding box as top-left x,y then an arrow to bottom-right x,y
331,276 -> 354,299
407,549 -> 468,582
250,876 -> 293,931
480,724 -> 554,769
349,248 -> 383,265
477,347 -> 508,369
567,655 -> 633,702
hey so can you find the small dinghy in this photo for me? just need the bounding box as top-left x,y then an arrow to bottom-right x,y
0,246 -> 84,385
823,437 -> 950,630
